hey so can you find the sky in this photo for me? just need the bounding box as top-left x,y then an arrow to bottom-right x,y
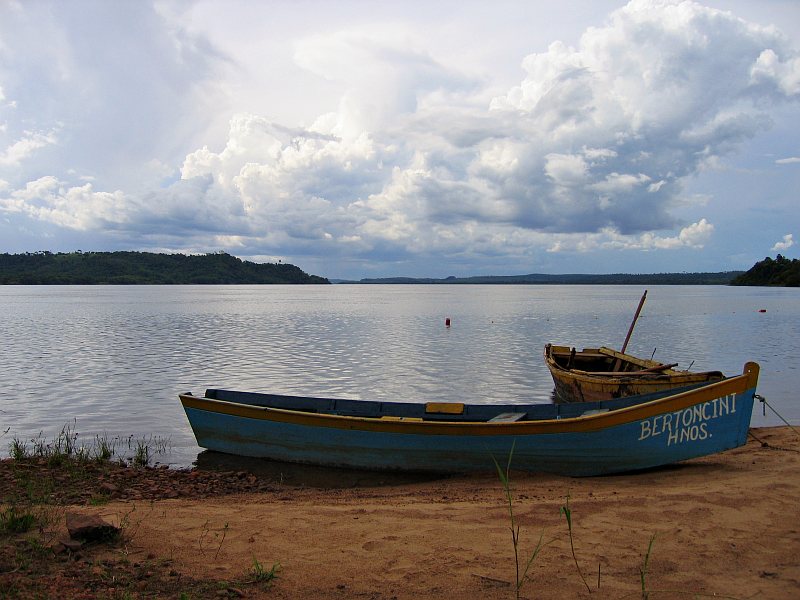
0,0 -> 798,279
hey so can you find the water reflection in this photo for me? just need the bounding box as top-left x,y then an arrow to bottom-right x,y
2,284 -> 798,468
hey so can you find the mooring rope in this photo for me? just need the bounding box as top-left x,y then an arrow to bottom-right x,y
755,394 -> 800,438
748,395 -> 800,453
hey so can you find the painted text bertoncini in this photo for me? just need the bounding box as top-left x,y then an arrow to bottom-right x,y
638,395 -> 737,446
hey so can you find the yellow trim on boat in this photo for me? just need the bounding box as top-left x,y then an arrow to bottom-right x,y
180,363 -> 759,437
425,402 -> 465,414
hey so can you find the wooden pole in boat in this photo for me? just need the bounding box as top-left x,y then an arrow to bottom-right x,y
621,289 -> 647,354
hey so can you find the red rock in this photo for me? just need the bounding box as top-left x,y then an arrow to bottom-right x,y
66,512 -> 120,541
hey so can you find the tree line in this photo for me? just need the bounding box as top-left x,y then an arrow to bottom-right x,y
0,251 -> 329,285
729,255 -> 799,287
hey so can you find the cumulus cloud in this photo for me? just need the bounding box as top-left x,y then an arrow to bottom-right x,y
1,0 -> 798,273
0,176 -> 128,230
294,29 -> 479,139
0,130 -> 58,167
0,1 -> 229,190
546,219 -> 714,253
751,48 -> 800,95
772,234 -> 795,252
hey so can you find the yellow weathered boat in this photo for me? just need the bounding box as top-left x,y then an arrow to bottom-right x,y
544,344 -> 725,403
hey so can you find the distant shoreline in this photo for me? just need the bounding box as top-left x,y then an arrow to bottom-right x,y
333,271 -> 744,285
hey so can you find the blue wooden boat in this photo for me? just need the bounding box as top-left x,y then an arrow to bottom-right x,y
179,362 -> 759,476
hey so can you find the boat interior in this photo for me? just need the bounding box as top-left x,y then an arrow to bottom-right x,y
199,388 -> 676,423
547,345 -> 665,373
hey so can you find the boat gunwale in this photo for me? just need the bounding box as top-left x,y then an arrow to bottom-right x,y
559,369 -> 723,382
180,362 -> 759,436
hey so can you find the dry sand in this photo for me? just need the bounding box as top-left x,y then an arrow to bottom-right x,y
83,427 -> 799,599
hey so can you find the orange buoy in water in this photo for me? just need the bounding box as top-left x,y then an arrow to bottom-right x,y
445,317 -> 451,327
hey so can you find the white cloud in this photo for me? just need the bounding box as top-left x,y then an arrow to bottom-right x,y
294,29 -> 478,139
0,1 -> 230,191
772,233 -> 795,252
591,173 -> 651,195
674,218 -> 715,248
544,153 -> 589,187
0,1 -> 798,276
751,49 -> 800,96
546,218 -> 714,253
0,176 -> 127,230
0,130 -> 58,167
775,156 -> 800,164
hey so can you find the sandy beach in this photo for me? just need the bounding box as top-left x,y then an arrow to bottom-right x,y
30,426 -> 792,599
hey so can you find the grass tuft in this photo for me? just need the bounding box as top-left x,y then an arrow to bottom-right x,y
0,505 -> 36,534
7,422 -> 171,469
560,492 -> 592,594
640,533 -> 657,600
126,434 -> 171,467
8,437 -> 28,460
249,557 -> 281,584
492,442 -> 548,600
93,432 -> 118,461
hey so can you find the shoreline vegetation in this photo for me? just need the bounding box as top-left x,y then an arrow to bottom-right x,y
729,254 -> 800,287
1,251 -> 796,286
0,251 -> 329,285
1,426 -> 798,598
346,255 -> 795,286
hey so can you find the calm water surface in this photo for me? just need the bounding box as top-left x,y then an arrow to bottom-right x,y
1,285 -> 797,466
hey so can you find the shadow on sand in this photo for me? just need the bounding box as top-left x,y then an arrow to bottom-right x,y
193,450 -> 448,489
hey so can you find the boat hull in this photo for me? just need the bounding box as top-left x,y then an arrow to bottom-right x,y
180,363 -> 758,476
545,344 -> 725,403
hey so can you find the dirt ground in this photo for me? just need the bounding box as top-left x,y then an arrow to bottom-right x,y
3,426 -> 799,599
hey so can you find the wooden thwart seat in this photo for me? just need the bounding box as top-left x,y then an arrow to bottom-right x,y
425,402 -> 465,415
488,412 -> 527,423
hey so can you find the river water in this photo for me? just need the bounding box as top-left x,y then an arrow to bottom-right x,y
1,284 -> 797,467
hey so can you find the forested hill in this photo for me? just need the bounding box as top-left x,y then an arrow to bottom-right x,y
0,252 -> 329,284
730,255 -> 800,287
